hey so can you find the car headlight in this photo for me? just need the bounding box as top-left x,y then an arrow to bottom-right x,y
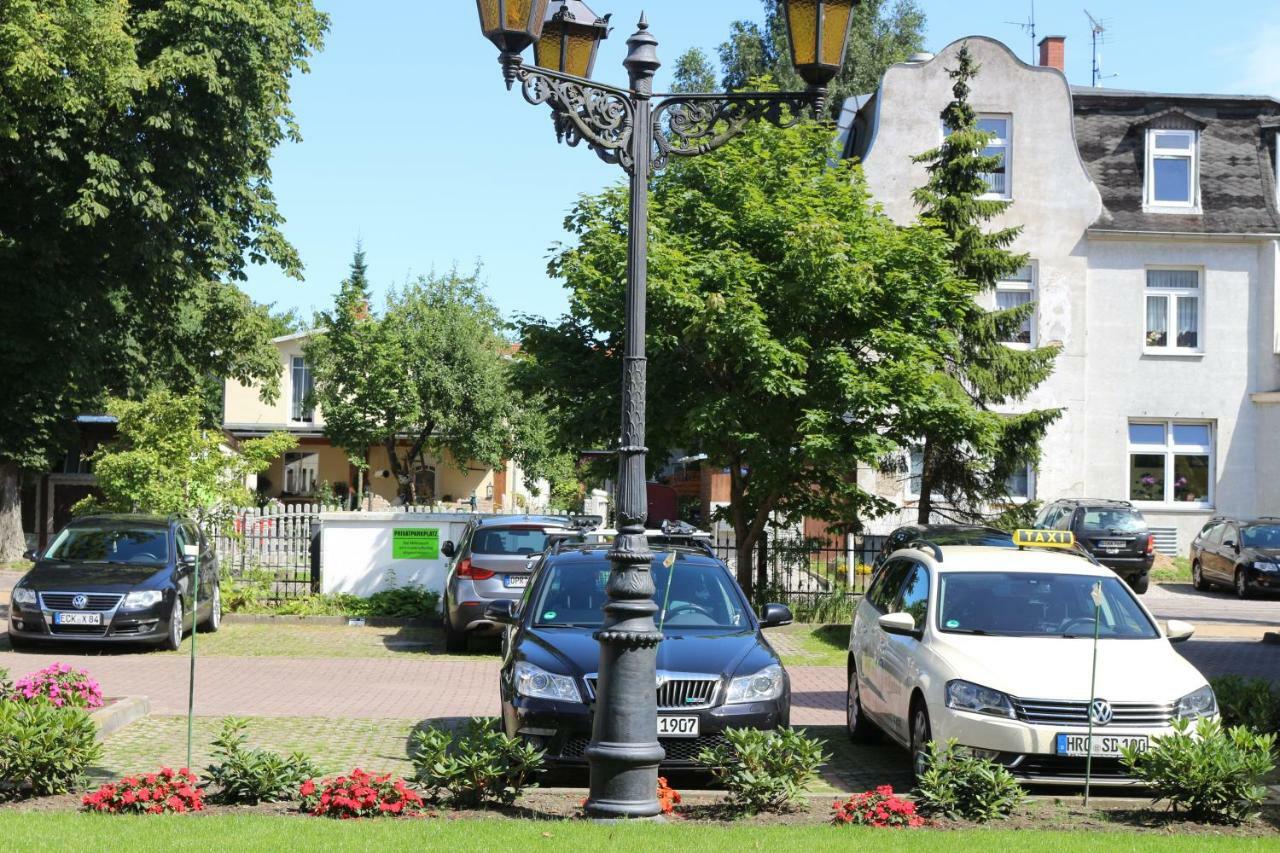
1175,684 -> 1217,720
513,661 -> 581,703
946,680 -> 1017,719
1252,561 -> 1279,573
725,664 -> 785,705
122,590 -> 164,611
12,587 -> 36,606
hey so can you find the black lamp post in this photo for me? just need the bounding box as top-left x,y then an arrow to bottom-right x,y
474,0 -> 858,820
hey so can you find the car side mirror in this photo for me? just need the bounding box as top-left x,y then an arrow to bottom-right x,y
759,603 -> 793,628
484,599 -> 517,625
22,548 -> 38,562
879,612 -> 921,639
441,541 -> 456,559
181,544 -> 199,566
1165,619 -> 1196,644
1224,540 -> 1238,552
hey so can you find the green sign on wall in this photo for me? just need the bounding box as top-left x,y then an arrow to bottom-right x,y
392,527 -> 440,560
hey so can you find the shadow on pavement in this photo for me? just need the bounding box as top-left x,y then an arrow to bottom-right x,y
379,624 -> 500,657
1178,640 -> 1280,682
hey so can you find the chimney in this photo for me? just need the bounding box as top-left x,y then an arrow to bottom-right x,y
1038,36 -> 1065,71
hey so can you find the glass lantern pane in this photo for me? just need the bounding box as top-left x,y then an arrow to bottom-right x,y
787,0 -> 819,66
478,0 -> 501,32
564,30 -> 597,77
533,25 -> 562,70
820,0 -> 855,67
505,0 -> 533,29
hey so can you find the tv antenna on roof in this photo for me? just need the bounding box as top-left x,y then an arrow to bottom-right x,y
1085,9 -> 1119,87
1005,0 -> 1037,64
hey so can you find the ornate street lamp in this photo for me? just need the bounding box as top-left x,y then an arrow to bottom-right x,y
474,0 -> 857,820
534,0 -> 611,79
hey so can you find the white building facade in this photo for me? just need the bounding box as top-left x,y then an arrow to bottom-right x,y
845,36 -> 1280,550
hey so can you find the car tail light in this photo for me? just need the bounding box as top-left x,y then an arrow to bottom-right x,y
1146,535 -> 1155,555
457,558 -> 495,581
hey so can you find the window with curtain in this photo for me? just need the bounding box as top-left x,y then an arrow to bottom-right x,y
944,115 -> 1011,198
1145,269 -> 1201,353
291,356 -> 315,422
996,265 -> 1035,345
1128,420 -> 1213,507
1145,129 -> 1198,209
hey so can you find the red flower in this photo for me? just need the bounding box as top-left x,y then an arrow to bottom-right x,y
300,779 -> 316,797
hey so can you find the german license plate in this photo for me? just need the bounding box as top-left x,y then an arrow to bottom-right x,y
503,575 -> 528,589
1100,540 -> 1127,550
54,612 -> 101,626
1056,733 -> 1148,757
657,716 -> 700,738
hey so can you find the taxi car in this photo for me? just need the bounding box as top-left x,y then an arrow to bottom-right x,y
845,531 -> 1216,785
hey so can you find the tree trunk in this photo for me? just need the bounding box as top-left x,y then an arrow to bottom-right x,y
383,437 -> 414,505
0,463 -> 26,562
916,440 -> 934,525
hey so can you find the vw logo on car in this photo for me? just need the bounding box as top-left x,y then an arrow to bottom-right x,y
72,594 -> 89,611
1090,699 -> 1114,726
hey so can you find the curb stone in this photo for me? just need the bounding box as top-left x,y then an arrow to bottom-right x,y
89,696 -> 150,741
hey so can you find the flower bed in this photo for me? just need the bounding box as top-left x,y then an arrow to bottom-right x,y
10,664 -> 103,709
300,769 -> 424,818
82,768 -> 204,814
832,786 -> 924,828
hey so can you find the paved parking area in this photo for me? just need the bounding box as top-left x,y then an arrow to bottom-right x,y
1145,581 -> 1279,627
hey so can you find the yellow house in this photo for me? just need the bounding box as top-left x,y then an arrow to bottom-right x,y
223,332 -> 544,511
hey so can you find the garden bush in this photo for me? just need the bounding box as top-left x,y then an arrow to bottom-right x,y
914,740 -> 1024,822
205,717 -> 318,804
1122,717 -> 1275,825
10,663 -> 103,709
299,769 -> 424,818
82,768 -> 204,814
832,786 -> 925,828
410,717 -> 543,807
697,727 -> 827,814
0,699 -> 101,799
1210,675 -> 1280,735
223,571 -> 439,619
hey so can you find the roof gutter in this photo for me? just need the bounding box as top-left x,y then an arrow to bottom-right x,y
1088,228 -> 1280,242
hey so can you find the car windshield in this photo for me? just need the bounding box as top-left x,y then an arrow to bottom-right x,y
471,527 -> 551,556
532,557 -> 748,629
937,572 -> 1159,639
1242,524 -> 1280,549
44,527 -> 169,564
933,529 -> 1014,547
1079,509 -> 1145,534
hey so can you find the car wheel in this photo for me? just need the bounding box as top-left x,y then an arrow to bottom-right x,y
162,598 -> 184,651
910,701 -> 933,782
443,612 -> 468,653
199,585 -> 221,633
845,668 -> 880,743
1235,570 -> 1252,600
1192,561 -> 1209,591
1129,574 -> 1150,595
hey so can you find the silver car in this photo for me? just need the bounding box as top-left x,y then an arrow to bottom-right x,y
441,515 -> 592,652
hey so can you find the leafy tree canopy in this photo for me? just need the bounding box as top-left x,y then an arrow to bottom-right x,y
517,118 -> 976,592
76,390 -> 295,523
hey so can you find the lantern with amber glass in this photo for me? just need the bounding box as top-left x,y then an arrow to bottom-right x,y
534,0 -> 611,80
781,0 -> 860,89
475,0 -> 551,56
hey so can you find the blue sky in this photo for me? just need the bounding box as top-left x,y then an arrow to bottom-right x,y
242,0 -> 1280,325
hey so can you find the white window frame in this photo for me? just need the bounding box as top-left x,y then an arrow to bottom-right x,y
283,451 -> 320,496
906,447 -> 1035,504
995,263 -> 1036,349
290,356 -> 314,423
1004,463 -> 1036,504
1143,266 -> 1203,356
1127,420 -> 1215,509
1144,128 -> 1199,212
941,114 -> 1012,200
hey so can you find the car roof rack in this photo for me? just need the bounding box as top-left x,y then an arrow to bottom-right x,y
907,539 -> 944,562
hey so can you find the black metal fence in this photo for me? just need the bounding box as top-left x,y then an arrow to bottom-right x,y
714,533 -> 887,622
213,505 -> 320,601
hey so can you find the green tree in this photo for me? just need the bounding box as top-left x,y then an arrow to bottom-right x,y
716,0 -> 925,114
264,305 -> 307,339
307,253 -> 550,505
0,0 -> 327,559
518,120 -> 974,593
907,45 -> 1061,523
671,47 -> 718,94
76,390 -> 295,524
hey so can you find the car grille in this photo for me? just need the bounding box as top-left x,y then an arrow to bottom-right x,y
39,592 -> 124,612
49,624 -> 110,636
584,674 -> 720,710
1008,755 -> 1135,782
1012,698 -> 1176,728
558,733 -> 729,763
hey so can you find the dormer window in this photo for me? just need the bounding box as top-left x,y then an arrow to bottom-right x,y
1145,129 -> 1199,211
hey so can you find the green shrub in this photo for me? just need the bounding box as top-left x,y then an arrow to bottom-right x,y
364,584 -> 440,618
205,718 -> 318,804
410,717 -> 544,807
914,740 -> 1025,822
1122,717 -> 1275,825
697,727 -> 827,814
1210,676 -> 1280,735
0,700 -> 101,799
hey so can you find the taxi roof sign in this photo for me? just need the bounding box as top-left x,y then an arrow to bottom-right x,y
1013,529 -> 1076,549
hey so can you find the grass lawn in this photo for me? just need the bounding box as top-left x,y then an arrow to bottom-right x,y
0,813 -> 1274,851
159,622 -> 497,660
771,623 -> 849,668
1151,556 -> 1192,584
